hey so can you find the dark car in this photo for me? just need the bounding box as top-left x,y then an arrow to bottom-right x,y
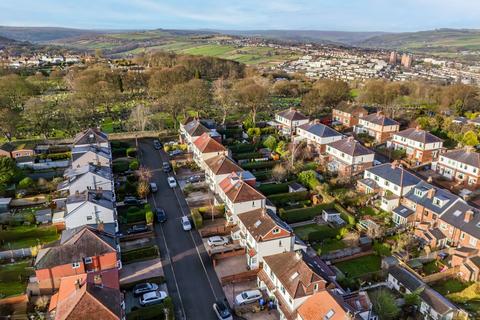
133,282 -> 159,297
213,299 -> 233,320
123,196 -> 141,206
156,208 -> 167,223
186,175 -> 202,183
127,224 -> 149,235
162,162 -> 171,173
153,140 -> 163,150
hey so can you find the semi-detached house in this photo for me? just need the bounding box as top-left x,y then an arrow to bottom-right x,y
204,155 -> 243,194
295,121 -> 343,154
71,145 -> 112,168
73,128 -> 110,149
433,148 -> 480,187
59,164 -> 113,194
192,132 -> 229,170
275,108 -> 309,136
179,118 -> 211,150
325,137 -> 375,177
354,112 -> 399,144
332,103 -> 368,128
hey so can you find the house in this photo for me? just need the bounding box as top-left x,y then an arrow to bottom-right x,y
179,118 -> 211,149
325,137 -> 375,177
204,155 -> 243,194
71,145 -> 111,168
275,108 -> 309,135
35,225 -> 119,294
450,247 -> 480,282
0,143 -> 15,158
218,172 -> 266,223
73,128 -> 109,149
332,103 -> 368,128
295,120 -> 343,154
433,147 -> 480,187
48,270 -> 124,320
354,112 -> 399,144
59,164 -> 113,194
387,127 -> 444,165
235,208 -> 295,269
257,251 -> 328,320
64,190 -> 117,231
10,143 -> 35,159
192,132 -> 229,169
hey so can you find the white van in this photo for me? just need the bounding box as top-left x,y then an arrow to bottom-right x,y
149,182 -> 158,193
181,216 -> 192,231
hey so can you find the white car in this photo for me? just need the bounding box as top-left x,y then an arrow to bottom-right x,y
139,290 -> 168,306
234,290 -> 262,305
181,216 -> 192,231
207,236 -> 229,247
167,176 -> 177,188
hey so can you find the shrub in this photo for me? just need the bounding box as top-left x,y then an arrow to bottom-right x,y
127,297 -> 174,320
129,159 -> 140,170
258,183 -> 290,195
112,160 -> 130,173
260,127 -> 277,135
298,170 -> 320,190
247,127 -> 261,137
280,203 -> 333,223
268,190 -> 309,207
242,160 -> 280,170
18,177 -> 34,189
122,245 -> 158,264
233,152 -> 264,161
191,210 -> 203,229
228,143 -> 259,154
111,147 -> 127,158
37,152 -> 71,161
164,145 -> 171,152
126,147 -> 137,157
334,203 -> 356,225
263,135 -> 277,151
252,170 -> 272,181
145,204 -> 154,224
120,207 -> 145,224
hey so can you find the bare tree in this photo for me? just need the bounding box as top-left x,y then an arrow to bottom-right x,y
272,164 -> 287,182
128,104 -> 151,131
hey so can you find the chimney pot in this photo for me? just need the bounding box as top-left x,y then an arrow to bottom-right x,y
465,210 -> 474,223
93,274 -> 103,287
427,188 -> 435,199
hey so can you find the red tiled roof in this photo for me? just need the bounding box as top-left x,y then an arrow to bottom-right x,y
193,133 -> 226,153
297,291 -> 349,320
219,173 -> 265,203
204,155 -> 243,175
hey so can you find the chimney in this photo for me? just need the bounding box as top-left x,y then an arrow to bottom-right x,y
97,221 -> 104,232
415,125 -> 421,131
376,110 -> 383,116
427,176 -> 433,183
290,107 -> 296,112
295,250 -> 302,260
93,274 -> 103,287
347,136 -> 354,142
391,160 -> 397,169
75,279 -> 81,290
261,208 -> 266,217
464,210 -> 474,223
426,188 -> 436,199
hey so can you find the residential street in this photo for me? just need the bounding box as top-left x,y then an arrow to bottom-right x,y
137,139 -> 226,320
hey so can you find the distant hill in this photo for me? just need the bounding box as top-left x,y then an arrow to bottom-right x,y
0,35 -> 17,46
0,26 -> 108,43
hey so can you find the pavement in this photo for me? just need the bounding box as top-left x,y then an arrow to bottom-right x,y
119,258 -> 164,285
137,139 -> 226,320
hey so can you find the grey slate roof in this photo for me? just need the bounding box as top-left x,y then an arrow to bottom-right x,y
73,128 -> 108,146
277,108 -> 309,121
66,190 -> 115,210
389,266 -> 424,292
441,149 -> 480,167
366,163 -> 421,187
420,287 -> 456,315
328,138 -> 374,157
361,113 -> 399,126
184,120 -> 210,137
71,145 -> 111,162
404,181 -> 459,215
298,122 -> 342,138
358,178 -> 379,189
440,200 -> 480,240
394,128 -> 444,144
392,205 -> 414,218
64,164 -> 112,181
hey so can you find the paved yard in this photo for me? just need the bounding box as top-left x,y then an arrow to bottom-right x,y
213,255 -> 249,279
124,282 -> 168,313
120,258 -> 164,285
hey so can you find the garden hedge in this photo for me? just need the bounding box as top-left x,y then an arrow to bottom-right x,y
279,203 -> 333,223
112,159 -> 130,173
191,210 -> 203,229
241,160 -> 280,170
233,152 -> 264,161
258,183 -> 290,196
252,170 -> 272,182
334,203 -> 356,225
268,190 -> 309,207
119,207 -> 146,224
128,297 -> 174,320
37,152 -> 71,161
228,143 -> 259,154
121,245 -> 158,264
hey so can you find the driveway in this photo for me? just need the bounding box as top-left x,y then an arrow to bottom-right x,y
137,139 -> 226,320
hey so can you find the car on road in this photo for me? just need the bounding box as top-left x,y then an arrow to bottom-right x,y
181,216 -> 192,231
169,150 -> 183,157
207,236 -> 229,247
162,161 -> 171,173
133,282 -> 159,297
149,182 -> 158,193
139,290 -> 168,306
186,175 -> 202,183
156,208 -> 167,223
167,176 -> 177,188
127,224 -> 149,235
235,290 -> 262,305
213,299 -> 233,320
123,196 -> 141,206
153,139 -> 163,150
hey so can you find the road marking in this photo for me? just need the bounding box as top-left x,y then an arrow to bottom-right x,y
150,195 -> 187,320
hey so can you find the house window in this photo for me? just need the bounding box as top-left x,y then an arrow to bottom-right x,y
72,262 -> 81,269
470,237 -> 477,247
87,216 -> 93,221
84,257 -> 93,264
461,232 -> 465,240
252,201 -> 255,207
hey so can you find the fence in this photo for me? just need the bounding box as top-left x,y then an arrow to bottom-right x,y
321,247 -> 363,261
220,269 -> 259,285
327,250 -> 374,264
422,266 -> 460,283
0,294 -> 28,305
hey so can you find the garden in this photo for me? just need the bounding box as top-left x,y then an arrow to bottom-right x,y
0,225 -> 59,250
118,204 -> 151,224
121,245 -> 159,265
334,254 -> 382,278
0,261 -> 33,298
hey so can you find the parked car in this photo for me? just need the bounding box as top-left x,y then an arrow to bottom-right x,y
133,283 -> 159,297
235,290 -> 262,305
127,224 -> 148,235
153,140 -> 163,150
156,208 -> 167,223
213,299 -> 233,320
149,182 -> 158,193
169,150 -> 183,157
181,216 -> 192,231
167,176 -> 177,188
186,175 -> 202,183
139,291 -> 168,306
162,161 -> 171,173
123,196 -> 141,206
207,236 -> 229,247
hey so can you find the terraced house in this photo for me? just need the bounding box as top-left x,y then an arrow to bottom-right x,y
325,137 -> 375,177
192,132 -> 229,170
295,120 -> 343,154
387,127 -> 444,165
179,117 -> 211,150
59,164 -> 113,194
71,145 -> 112,168
354,111 -> 400,144
73,128 -> 110,149
332,103 -> 368,128
204,154 -> 243,194
433,147 -> 480,187
275,107 -> 309,135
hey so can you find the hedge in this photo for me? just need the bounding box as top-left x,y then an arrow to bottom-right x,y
126,147 -> 137,157
120,276 -> 165,291
112,147 -> 128,158
258,183 -> 290,196
280,203 -> 333,224
252,170 -> 272,182
119,207 -> 146,224
37,152 -> 71,161
128,297 -> 174,320
233,152 -> 265,161
241,160 -> 280,170
112,159 -> 130,173
260,127 -> 277,135
228,143 -> 259,154
268,190 -> 309,207
122,245 -> 159,264
129,159 -> 139,170
191,210 -> 203,229
334,203 -> 356,225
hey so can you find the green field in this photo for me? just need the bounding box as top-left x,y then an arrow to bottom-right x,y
0,225 -> 59,250
0,261 -> 32,297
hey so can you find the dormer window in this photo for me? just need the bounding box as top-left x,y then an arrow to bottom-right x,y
414,188 -> 426,197
433,197 -> 447,208
84,257 -> 93,264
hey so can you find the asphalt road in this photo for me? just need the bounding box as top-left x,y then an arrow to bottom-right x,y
137,139 -> 225,320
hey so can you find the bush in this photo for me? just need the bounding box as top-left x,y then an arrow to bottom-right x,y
119,207 -> 145,224
247,127 -> 261,138
233,152 -> 264,161
191,210 -> 203,229
252,170 -> 272,181
268,190 -> 309,207
111,147 -> 127,158
298,170 -> 320,190
228,142 -> 260,154
122,245 -> 158,264
280,203 -> 333,223
258,183 -> 290,195
37,152 -> 71,161
334,203 -> 356,225
242,160 -> 280,170
18,177 -> 34,189
260,127 -> 277,135
112,159 -> 130,173
126,147 -> 137,157
127,297 -> 174,320
145,204 -> 154,224
129,159 -> 140,170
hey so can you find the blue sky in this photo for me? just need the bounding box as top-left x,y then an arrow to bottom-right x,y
0,0 -> 479,32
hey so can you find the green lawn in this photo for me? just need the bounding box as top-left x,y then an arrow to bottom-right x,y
0,225 -> 59,250
335,255 -> 381,278
431,278 -> 470,296
293,224 -> 333,241
422,260 -> 442,275
0,261 -> 32,297
314,239 -> 346,255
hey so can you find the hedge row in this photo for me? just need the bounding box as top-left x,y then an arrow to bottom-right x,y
257,183 -> 290,196
128,297 -> 174,320
120,276 -> 165,291
233,152 -> 265,161
191,210 -> 203,229
241,160 -> 280,170
268,190 -> 309,207
112,159 -> 131,173
37,152 -> 71,161
122,245 -> 159,264
228,143 -> 259,154
334,203 -> 356,225
252,170 -> 272,182
119,207 -> 146,224
279,203 -> 333,224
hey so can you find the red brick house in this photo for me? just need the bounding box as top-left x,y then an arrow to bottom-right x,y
325,137 -> 375,177
354,112 -> 400,144
332,103 -> 368,128
433,148 -> 480,188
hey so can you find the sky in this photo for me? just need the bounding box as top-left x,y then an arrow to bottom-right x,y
0,0 -> 479,32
